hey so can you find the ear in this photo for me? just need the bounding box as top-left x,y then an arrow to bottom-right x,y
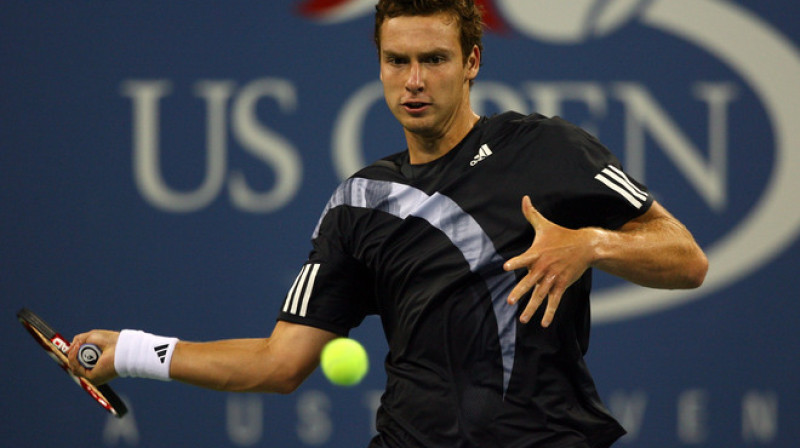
465,44 -> 480,81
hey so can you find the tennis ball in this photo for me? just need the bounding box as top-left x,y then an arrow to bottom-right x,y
320,338 -> 369,386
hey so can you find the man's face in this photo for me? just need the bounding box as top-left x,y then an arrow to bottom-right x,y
378,12 -> 479,142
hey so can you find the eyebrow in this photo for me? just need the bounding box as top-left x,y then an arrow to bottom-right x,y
381,47 -> 454,59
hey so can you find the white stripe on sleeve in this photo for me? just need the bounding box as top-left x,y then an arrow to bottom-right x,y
604,165 -> 648,200
594,173 -> 644,209
283,264 -> 320,316
298,263 -> 320,317
283,267 -> 305,312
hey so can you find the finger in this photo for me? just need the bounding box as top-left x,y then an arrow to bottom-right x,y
504,250 -> 539,272
540,286 -> 565,328
521,195 -> 539,227
67,344 -> 78,371
69,333 -> 87,352
522,195 -> 550,229
507,269 -> 543,304
68,333 -> 92,373
520,274 -> 555,324
68,348 -> 89,377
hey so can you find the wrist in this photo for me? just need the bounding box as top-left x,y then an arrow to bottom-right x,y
115,330 -> 179,381
585,227 -> 610,268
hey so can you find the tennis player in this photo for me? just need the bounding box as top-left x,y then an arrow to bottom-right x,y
69,1 -> 708,446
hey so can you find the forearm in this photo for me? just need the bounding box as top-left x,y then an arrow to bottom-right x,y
169,338 -> 309,394
589,203 -> 708,289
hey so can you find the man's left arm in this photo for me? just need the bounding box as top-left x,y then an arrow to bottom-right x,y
504,195 -> 708,327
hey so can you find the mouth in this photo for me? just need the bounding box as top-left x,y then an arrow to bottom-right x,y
401,101 -> 430,113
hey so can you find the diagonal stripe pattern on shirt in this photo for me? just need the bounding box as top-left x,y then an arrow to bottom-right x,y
311,177 -> 518,394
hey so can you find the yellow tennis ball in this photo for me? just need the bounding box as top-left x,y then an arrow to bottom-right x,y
320,338 -> 369,386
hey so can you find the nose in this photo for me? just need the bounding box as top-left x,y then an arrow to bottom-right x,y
405,62 -> 424,93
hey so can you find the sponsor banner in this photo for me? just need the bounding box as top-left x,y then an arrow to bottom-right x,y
2,1 -> 798,446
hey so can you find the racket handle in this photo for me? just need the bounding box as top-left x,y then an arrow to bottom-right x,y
78,343 -> 102,369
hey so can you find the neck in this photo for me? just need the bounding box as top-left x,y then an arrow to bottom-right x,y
406,111 -> 480,164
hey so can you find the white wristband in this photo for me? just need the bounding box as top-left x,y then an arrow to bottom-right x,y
115,329 -> 179,381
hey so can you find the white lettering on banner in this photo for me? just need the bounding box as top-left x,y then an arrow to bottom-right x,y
524,82 -> 607,137
230,79 -> 302,213
296,390 -> 332,445
677,389 -> 709,444
742,390 -> 778,442
125,77 -> 736,216
226,394 -> 263,446
215,388 -> 784,445
121,78 -> 301,213
332,80 -> 385,181
614,82 -> 737,212
607,389 -> 648,440
606,388 -> 781,444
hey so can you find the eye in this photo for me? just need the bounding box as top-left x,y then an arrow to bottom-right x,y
385,56 -> 408,66
425,55 -> 446,64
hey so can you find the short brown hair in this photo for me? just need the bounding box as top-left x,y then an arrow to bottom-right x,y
374,0 -> 484,64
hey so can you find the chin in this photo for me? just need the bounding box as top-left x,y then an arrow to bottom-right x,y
399,115 -> 437,136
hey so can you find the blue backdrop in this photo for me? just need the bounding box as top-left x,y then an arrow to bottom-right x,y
3,1 -> 799,447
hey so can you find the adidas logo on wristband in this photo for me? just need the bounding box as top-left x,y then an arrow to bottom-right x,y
154,344 -> 170,364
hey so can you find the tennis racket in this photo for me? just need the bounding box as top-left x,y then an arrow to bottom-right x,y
17,307 -> 128,418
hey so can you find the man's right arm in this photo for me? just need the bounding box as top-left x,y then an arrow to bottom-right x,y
68,321 -> 339,394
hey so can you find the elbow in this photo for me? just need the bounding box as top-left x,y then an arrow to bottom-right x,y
652,248 -> 708,290
269,373 -> 306,395
683,251 -> 709,289
262,382 -> 297,395
693,258 -> 709,288
226,372 -> 304,395
215,362 -> 310,395
250,363 -> 313,395
247,338 -> 316,394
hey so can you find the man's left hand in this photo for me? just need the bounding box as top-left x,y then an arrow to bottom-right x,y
503,195 -> 598,327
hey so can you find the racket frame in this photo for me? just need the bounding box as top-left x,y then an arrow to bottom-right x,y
17,308 -> 128,418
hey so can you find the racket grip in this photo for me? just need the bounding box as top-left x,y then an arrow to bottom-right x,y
78,343 -> 102,369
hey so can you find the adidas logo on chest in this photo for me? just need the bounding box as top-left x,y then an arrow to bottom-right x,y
470,144 -> 493,166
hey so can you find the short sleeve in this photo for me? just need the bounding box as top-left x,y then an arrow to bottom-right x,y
277,205 -> 375,335
517,116 -> 653,230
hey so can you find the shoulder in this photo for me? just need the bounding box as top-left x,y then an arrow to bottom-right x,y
534,116 -> 601,147
480,113 -> 611,163
480,112 -> 591,145
512,114 -> 615,164
345,150 -> 406,181
481,111 -> 545,135
509,113 -> 591,142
